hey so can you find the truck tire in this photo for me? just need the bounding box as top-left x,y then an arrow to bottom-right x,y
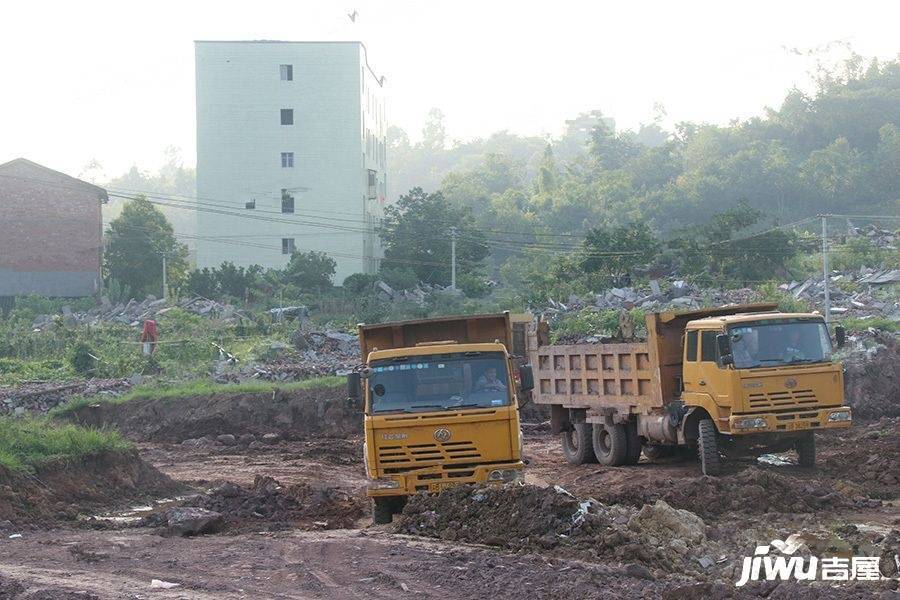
698,419 -> 721,476
373,497 -> 405,525
592,422 -> 628,466
796,432 -> 816,469
625,420 -> 642,465
561,423 -> 596,465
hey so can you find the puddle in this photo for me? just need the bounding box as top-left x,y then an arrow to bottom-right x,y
82,495 -> 196,525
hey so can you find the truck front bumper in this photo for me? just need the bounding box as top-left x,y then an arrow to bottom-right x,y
367,461 -> 525,497
729,406 -> 851,434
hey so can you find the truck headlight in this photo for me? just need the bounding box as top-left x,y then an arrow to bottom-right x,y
827,410 -> 851,422
489,469 -> 522,482
368,478 -> 400,490
734,417 -> 768,429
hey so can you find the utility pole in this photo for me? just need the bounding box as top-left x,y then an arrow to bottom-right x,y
449,226 -> 459,290
819,214 -> 830,324
161,252 -> 168,302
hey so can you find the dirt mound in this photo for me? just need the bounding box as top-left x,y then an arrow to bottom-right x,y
593,468 -> 860,518
0,450 -> 181,527
843,332 -> 899,419
396,483 -> 720,576
0,574 -> 101,599
62,385 -> 357,443
142,475 -> 365,532
818,417 -> 900,499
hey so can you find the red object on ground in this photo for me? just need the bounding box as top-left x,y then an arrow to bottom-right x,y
140,320 -> 159,354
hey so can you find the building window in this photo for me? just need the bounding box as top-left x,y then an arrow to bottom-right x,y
282,238 -> 295,254
280,109 -> 293,125
245,199 -> 256,210
367,169 -> 377,200
279,64 -> 293,81
281,189 -> 294,213
281,152 -> 294,168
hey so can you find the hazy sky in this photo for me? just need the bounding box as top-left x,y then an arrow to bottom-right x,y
1,1 -> 897,179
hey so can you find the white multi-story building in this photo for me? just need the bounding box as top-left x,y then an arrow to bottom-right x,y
195,41 -> 387,282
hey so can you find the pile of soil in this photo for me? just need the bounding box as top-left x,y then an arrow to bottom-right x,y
396,483 -> 718,576
0,574 -> 100,599
143,475 -> 366,532
843,332 -> 899,419
819,417 -> 900,499
0,450 -> 181,526
592,468 -> 858,518
62,385 -> 357,443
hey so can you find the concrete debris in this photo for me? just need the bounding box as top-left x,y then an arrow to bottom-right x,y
150,579 -> 181,589
627,499 -> 706,545
0,378 -> 130,416
30,296 -> 253,332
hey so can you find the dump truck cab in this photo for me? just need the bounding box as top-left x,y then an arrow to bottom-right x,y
681,311 -> 849,433
350,313 -> 531,524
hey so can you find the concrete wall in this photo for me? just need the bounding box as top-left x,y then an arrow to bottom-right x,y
195,41 -> 387,283
0,159 -> 104,297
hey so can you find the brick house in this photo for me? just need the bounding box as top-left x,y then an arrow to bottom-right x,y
0,158 -> 108,297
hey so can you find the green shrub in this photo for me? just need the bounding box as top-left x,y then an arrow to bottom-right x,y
68,342 -> 97,376
458,273 -> 490,298
342,273 -> 378,294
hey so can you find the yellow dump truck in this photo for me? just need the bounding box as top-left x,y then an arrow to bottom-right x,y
530,303 -> 851,475
349,313 -> 532,523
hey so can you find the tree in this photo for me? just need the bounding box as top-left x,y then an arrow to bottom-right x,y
283,251 -> 336,291
422,108 -> 447,152
580,222 -> 659,283
104,195 -> 188,297
379,187 -> 489,285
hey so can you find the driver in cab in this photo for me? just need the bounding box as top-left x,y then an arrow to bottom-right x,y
476,367 -> 506,392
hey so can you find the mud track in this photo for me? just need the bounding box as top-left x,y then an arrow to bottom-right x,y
4,384 -> 896,598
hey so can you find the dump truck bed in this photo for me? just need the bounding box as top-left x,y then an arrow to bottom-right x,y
358,313 -> 513,362
530,303 -> 779,415
532,340 -> 661,413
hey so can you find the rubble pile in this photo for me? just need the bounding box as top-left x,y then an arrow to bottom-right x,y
0,378 -> 129,415
29,296 -> 251,331
840,330 -> 899,419
821,417 -> 899,498
396,483 -> 721,575
215,329 -> 359,383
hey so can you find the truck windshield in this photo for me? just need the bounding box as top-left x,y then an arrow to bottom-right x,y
368,351 -> 510,413
728,319 -> 832,369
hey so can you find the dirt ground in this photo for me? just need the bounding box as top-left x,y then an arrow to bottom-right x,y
1,386 -> 897,598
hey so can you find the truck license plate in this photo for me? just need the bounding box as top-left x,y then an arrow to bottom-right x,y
429,482 -> 458,492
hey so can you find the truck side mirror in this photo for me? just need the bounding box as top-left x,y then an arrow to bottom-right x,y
834,325 -> 846,349
716,334 -> 734,367
347,372 -> 362,407
519,365 -> 534,392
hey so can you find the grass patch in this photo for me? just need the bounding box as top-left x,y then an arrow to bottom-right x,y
0,417 -> 131,472
51,376 -> 344,417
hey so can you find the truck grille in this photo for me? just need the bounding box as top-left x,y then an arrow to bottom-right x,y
378,441 -> 482,473
747,389 -> 818,411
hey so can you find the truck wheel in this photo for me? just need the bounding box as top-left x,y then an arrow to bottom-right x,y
625,420 -> 642,465
561,423 -> 596,465
698,419 -> 721,476
372,497 -> 397,525
796,432 -> 816,469
592,422 -> 628,466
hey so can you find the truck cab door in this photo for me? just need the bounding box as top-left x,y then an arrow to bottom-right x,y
697,330 -> 731,407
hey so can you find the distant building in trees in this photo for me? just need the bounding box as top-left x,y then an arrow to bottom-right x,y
195,41 -> 387,281
0,158 -> 107,297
